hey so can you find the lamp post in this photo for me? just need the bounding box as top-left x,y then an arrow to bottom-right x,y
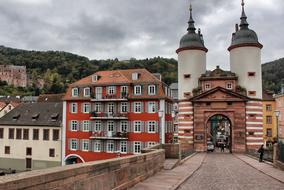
158,110 -> 164,144
274,110 -> 280,143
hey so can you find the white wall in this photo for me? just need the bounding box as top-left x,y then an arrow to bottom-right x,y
230,47 -> 262,99
178,50 -> 206,99
0,125 -> 61,162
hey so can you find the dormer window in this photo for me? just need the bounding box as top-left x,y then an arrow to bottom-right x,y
32,113 -> 40,121
148,85 -> 156,95
51,113 -> 59,121
92,75 -> 99,82
226,83 -> 233,90
205,83 -> 211,90
72,88 -> 79,97
84,87 -> 90,97
13,113 -> 20,120
132,73 -> 139,80
134,85 -> 142,95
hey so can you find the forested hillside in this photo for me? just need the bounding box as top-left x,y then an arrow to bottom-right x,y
262,58 -> 284,93
0,46 -> 283,96
0,46 -> 177,95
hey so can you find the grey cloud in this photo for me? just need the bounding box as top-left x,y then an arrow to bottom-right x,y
0,0 -> 283,70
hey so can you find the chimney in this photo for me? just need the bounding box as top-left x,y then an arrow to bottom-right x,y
235,24 -> 239,32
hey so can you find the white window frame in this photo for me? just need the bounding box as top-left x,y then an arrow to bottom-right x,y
95,87 -> 102,99
147,121 -> 156,133
147,142 -> 156,148
107,86 -> 116,95
82,120 -> 90,132
108,102 -> 115,113
82,103 -> 91,113
147,102 -> 157,113
107,121 -> 114,132
92,75 -> 98,82
94,103 -> 102,112
226,83 -> 233,90
70,139 -> 78,150
120,121 -> 128,132
120,141 -> 127,154
94,121 -> 102,132
107,142 -> 114,153
82,139 -> 89,151
121,86 -> 128,94
134,85 -> 142,95
133,141 -> 141,154
72,88 -> 79,97
134,121 -> 142,133
148,85 -> 156,95
94,141 -> 101,152
83,87 -> 90,97
71,120 -> 78,131
134,102 -> 142,113
121,102 -> 128,113
205,83 -> 211,90
132,73 -> 139,80
70,103 -> 78,113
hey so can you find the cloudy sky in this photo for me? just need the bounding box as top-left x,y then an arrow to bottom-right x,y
0,0 -> 283,70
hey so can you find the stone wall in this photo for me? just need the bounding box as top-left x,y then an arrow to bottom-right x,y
0,149 -> 165,190
162,143 -> 180,159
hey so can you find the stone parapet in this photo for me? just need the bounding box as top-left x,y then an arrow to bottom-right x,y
0,149 -> 165,190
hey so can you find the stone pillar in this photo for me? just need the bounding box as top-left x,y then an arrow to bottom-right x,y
273,143 -> 278,166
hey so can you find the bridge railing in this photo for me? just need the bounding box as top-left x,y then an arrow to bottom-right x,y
0,149 -> 165,190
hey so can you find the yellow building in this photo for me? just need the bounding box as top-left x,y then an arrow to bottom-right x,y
262,91 -> 276,147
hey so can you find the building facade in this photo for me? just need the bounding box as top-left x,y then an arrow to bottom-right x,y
262,91 -> 277,147
177,2 -> 263,153
0,102 -> 62,171
275,94 -> 284,141
0,65 -> 27,87
63,69 -> 173,164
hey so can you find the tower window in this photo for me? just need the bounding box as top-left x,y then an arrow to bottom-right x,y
226,83 -> 233,90
184,74 -> 191,79
205,83 -> 211,90
248,91 -> 256,96
184,92 -> 191,98
248,72 -> 256,77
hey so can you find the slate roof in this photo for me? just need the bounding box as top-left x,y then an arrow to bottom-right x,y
0,102 -> 62,127
262,91 -> 274,101
37,94 -> 64,102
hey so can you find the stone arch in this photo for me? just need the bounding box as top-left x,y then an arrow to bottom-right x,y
64,154 -> 85,165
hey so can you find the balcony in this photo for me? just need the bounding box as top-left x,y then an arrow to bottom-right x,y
90,131 -> 128,140
90,112 -> 128,120
91,92 -> 128,101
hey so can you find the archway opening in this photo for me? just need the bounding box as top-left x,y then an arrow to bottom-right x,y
64,155 -> 84,165
207,114 -> 231,153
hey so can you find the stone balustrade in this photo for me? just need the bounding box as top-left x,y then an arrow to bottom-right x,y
0,149 -> 165,190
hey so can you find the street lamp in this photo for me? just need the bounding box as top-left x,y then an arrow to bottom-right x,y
274,110 -> 280,143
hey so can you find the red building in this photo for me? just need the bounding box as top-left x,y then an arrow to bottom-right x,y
62,69 -> 173,164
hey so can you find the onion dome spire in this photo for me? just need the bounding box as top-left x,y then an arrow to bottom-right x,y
240,0 -> 249,29
228,0 -> 263,51
176,3 -> 208,53
187,4 -> 196,33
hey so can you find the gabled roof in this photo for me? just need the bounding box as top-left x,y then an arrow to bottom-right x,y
190,86 -> 250,102
0,102 -> 62,127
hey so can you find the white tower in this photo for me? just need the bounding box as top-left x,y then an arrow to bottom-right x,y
176,5 -> 207,100
228,1 -> 263,99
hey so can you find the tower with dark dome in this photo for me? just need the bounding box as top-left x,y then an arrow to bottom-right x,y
228,0 -> 263,99
176,4 -> 208,100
